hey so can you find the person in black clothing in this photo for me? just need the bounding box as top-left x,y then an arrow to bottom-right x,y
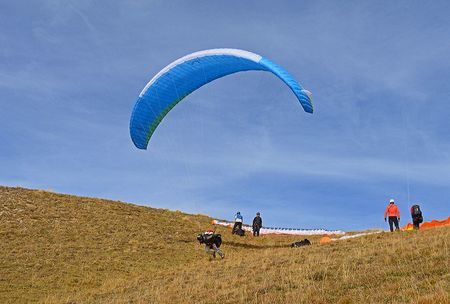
410,204 -> 423,230
252,212 -> 262,237
197,230 -> 224,259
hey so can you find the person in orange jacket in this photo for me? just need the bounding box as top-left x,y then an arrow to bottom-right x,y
384,198 -> 400,232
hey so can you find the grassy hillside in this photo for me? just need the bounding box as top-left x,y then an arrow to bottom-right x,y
0,186 -> 449,303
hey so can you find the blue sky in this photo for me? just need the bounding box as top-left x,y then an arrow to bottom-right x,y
1,1 -> 450,230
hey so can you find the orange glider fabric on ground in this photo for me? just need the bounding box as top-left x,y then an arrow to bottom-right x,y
319,236 -> 332,244
402,216 -> 450,231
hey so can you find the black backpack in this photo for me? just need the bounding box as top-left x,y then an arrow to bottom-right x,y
197,233 -> 222,247
411,205 -> 422,216
291,239 -> 311,248
214,234 -> 222,247
235,229 -> 245,236
411,205 -> 423,222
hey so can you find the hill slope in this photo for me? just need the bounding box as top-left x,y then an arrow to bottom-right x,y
0,186 -> 449,303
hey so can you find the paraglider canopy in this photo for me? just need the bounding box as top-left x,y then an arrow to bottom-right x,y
130,48 -> 313,149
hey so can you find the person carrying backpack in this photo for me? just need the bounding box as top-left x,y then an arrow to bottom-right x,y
232,211 -> 243,234
410,204 -> 423,230
197,230 -> 224,259
384,198 -> 400,232
252,212 -> 263,236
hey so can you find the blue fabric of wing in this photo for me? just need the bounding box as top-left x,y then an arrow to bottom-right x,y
130,54 -> 313,149
259,57 -> 314,114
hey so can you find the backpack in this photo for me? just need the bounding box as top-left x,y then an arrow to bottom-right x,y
197,233 -> 223,247
411,205 -> 422,216
411,205 -> 423,222
291,239 -> 311,248
235,228 -> 245,236
214,234 -> 222,248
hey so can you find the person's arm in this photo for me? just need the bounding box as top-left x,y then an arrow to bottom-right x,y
384,206 -> 388,221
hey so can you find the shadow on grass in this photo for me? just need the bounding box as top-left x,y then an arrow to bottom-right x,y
224,241 -> 290,249
178,238 -> 295,249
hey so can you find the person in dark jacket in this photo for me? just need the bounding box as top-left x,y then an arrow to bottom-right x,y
410,204 -> 423,230
252,212 -> 262,236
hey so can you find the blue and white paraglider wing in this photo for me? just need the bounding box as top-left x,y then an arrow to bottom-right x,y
130,48 -> 313,149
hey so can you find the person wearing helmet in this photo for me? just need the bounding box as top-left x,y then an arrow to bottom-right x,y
384,199 -> 400,232
232,211 -> 243,234
252,212 -> 263,236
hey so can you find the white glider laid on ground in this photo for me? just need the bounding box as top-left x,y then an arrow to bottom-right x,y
212,220 -> 345,236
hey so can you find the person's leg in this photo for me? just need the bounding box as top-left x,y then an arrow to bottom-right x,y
232,222 -> 238,234
213,244 -> 224,259
388,217 -> 394,232
205,244 -> 212,256
256,228 -> 260,236
205,244 -> 216,258
393,217 -> 399,230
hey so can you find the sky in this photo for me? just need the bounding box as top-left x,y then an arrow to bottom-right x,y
1,0 -> 450,231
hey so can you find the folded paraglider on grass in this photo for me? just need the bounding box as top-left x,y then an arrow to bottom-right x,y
402,216 -> 450,231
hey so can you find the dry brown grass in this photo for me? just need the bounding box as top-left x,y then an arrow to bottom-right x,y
1,186 -> 449,304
